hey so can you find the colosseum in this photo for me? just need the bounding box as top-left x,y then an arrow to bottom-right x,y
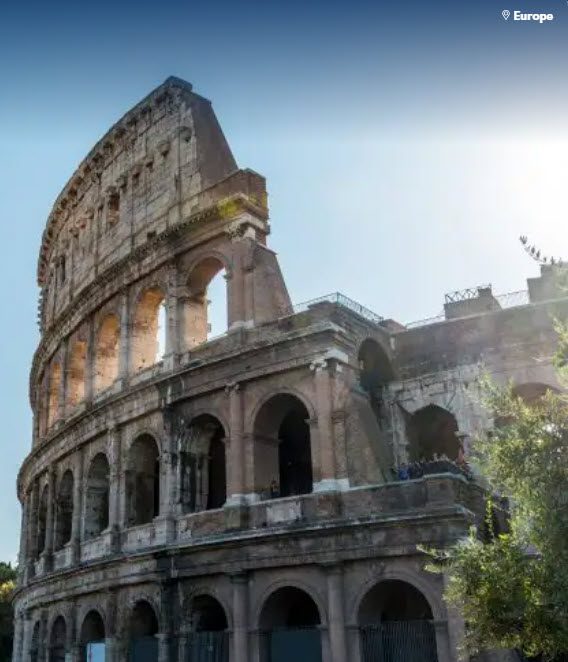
11,76 -> 568,662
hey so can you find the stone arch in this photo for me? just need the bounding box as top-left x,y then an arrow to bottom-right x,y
253,392 -> 314,498
37,483 -> 49,556
357,337 -> 395,392
67,338 -> 87,408
131,286 -> 167,373
254,577 -> 328,628
126,434 -> 160,526
80,609 -> 106,661
95,313 -> 120,392
258,585 -> 324,662
84,453 -> 110,539
183,254 -> 229,349
178,413 -> 227,513
48,614 -> 67,662
349,568 -> 445,625
356,577 -> 439,662
127,599 -> 159,660
54,470 -> 74,550
181,586 -> 233,631
47,361 -> 62,429
187,594 -> 229,631
405,404 -> 460,462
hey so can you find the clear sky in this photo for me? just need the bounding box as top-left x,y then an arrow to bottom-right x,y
1,0 -> 567,561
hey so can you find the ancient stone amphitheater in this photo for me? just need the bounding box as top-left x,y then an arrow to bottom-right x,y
11,77 -> 567,662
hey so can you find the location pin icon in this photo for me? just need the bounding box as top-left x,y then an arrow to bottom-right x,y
502,9 -> 511,19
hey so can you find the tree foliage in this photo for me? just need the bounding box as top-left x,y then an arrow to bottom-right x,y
0,562 -> 16,661
429,320 -> 568,660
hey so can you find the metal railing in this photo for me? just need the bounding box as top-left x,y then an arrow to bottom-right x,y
407,289 -> 531,328
360,621 -> 439,662
293,292 -> 384,325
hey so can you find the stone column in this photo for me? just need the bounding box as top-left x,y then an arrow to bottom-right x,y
11,611 -> 23,662
26,481 -> 39,580
118,289 -> 130,380
231,572 -> 249,662
164,262 -> 180,366
226,383 -> 245,503
59,342 -> 69,421
19,610 -> 33,662
325,564 -> 348,662
42,467 -> 56,570
18,495 -> 29,584
85,316 -> 95,403
311,358 -> 337,490
158,633 -> 171,662
433,620 -> 453,662
108,423 -> 122,551
71,448 -> 84,564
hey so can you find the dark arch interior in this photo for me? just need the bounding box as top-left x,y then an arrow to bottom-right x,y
178,414 -> 226,513
37,486 -> 48,556
85,454 -> 110,539
127,435 -> 160,526
55,471 -> 74,550
49,616 -> 67,662
358,339 -> 393,393
254,394 -> 313,498
191,595 -> 228,631
129,601 -> 159,639
259,587 -> 321,630
358,580 -> 434,625
80,610 -> 105,644
406,405 -> 460,462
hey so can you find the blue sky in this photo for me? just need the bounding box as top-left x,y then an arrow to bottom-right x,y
1,0 -> 568,560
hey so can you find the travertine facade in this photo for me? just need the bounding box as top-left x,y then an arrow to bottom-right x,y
12,77 -> 567,662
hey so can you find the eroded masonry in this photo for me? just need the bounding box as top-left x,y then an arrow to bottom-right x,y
12,77 -> 568,662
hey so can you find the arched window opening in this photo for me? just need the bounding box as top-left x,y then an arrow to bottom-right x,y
184,257 -> 228,349
254,395 -> 313,499
259,587 -> 322,662
358,580 -> 438,662
131,288 -> 166,373
178,415 -> 226,513
68,340 -> 87,408
406,405 -> 460,462
49,616 -> 67,662
358,339 -> 393,431
54,470 -> 74,551
128,600 -> 158,662
80,610 -> 106,662
47,363 -> 62,429
30,621 -> 41,662
126,435 -> 160,526
95,314 -> 120,393
187,595 -> 229,661
84,454 -> 110,539
37,485 -> 48,556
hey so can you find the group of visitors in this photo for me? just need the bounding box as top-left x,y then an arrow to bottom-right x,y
396,451 -> 472,481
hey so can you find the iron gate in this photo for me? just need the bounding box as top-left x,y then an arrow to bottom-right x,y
186,631 -> 229,662
260,627 -> 322,662
360,621 -> 438,662
129,635 -> 159,661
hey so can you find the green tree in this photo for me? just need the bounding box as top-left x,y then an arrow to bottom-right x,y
429,320 -> 568,660
0,562 -> 17,661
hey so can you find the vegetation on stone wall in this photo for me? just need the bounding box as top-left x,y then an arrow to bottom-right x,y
429,314 -> 568,660
0,562 -> 16,661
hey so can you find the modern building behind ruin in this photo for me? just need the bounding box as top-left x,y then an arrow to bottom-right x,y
11,77 -> 567,662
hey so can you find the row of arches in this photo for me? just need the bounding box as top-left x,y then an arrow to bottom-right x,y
31,579 -> 439,662
40,257 -> 229,435
31,393 -> 318,559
